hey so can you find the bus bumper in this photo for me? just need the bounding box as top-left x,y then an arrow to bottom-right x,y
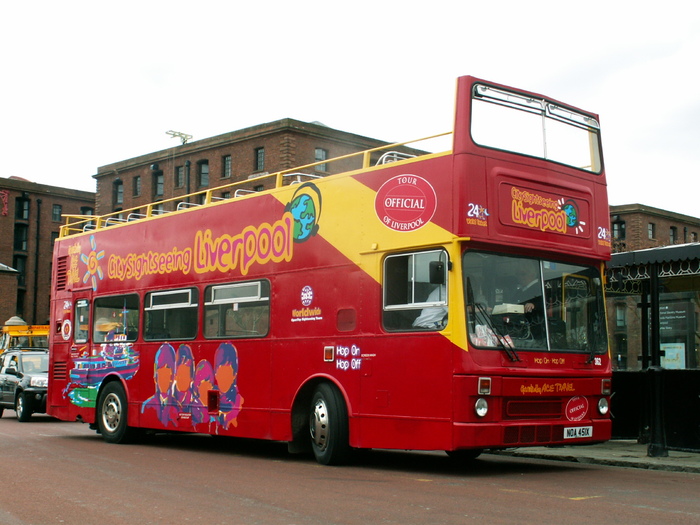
452,418 -> 612,450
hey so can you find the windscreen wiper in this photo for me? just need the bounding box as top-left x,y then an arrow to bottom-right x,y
585,315 -> 602,364
474,302 -> 521,362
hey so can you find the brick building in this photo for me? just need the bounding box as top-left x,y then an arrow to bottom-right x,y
0,263 -> 19,324
610,203 -> 700,253
94,118 -> 423,215
606,203 -> 699,371
0,177 -> 95,325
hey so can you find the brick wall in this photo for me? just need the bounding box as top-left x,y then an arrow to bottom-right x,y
0,272 -> 18,324
93,119 -> 408,215
611,205 -> 700,253
0,178 -> 95,324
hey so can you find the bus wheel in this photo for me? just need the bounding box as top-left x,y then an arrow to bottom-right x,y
309,383 -> 350,465
15,393 -> 32,422
97,382 -> 133,444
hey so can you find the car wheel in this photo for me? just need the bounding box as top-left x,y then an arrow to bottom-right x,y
15,393 -> 32,422
97,381 -> 137,444
0,407 -> 4,418
309,383 -> 350,465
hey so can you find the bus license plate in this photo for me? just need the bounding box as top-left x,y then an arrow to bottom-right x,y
564,426 -> 592,439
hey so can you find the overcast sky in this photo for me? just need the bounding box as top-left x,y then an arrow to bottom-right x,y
2,1 -> 699,218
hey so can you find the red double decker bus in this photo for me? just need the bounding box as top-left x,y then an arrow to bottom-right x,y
48,76 -> 612,465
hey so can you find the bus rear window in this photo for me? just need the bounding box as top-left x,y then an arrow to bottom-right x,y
471,83 -> 602,173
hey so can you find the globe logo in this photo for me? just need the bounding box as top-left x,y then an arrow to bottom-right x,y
289,193 -> 317,242
561,200 -> 579,228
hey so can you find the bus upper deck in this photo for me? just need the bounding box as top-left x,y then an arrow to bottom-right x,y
58,76 -> 609,264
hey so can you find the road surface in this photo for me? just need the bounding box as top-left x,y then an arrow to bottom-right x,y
2,413 -> 698,524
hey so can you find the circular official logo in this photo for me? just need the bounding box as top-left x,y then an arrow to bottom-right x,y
565,396 -> 589,422
375,174 -> 437,232
61,319 -> 72,341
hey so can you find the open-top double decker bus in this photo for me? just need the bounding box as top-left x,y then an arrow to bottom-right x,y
48,76 -> 612,465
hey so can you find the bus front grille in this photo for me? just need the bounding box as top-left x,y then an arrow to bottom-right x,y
504,399 -> 562,419
504,425 -> 556,444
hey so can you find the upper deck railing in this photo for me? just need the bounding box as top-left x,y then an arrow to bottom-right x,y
59,132 -> 451,238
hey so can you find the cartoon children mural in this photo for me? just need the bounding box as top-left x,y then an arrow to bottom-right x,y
214,342 -> 243,430
141,343 -> 178,426
173,344 -> 195,411
141,341 -> 243,431
192,359 -> 216,428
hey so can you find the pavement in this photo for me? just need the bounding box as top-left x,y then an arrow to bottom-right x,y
488,440 -> 700,473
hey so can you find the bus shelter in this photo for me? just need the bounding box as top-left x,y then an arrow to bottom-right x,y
606,243 -> 700,455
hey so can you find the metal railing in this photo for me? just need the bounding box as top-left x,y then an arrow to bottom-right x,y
59,132 -> 451,238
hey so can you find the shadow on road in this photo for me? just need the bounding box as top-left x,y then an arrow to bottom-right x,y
0,412 -> 63,423
57,426 -> 584,478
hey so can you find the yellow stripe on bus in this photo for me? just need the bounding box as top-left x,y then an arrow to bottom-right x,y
274,175 -> 469,352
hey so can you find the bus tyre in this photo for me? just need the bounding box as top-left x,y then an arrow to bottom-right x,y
97,382 -> 134,444
15,393 -> 32,422
310,383 -> 350,465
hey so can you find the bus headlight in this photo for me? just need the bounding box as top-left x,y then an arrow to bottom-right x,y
475,398 -> 489,417
597,398 -> 609,416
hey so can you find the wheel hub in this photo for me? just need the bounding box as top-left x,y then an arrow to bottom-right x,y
310,398 -> 329,450
102,393 -> 121,432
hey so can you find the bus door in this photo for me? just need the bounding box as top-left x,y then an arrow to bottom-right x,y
72,296 -> 92,357
47,291 -> 93,412
50,291 -> 92,366
67,295 -> 95,393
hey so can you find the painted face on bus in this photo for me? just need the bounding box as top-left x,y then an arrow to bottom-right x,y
175,365 -> 191,392
216,363 -> 236,393
214,342 -> 239,394
194,360 -> 215,402
197,377 -> 214,402
157,365 -> 173,395
154,343 -> 176,395
174,345 -> 194,393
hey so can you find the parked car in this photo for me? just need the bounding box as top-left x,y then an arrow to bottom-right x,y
0,350 -> 48,421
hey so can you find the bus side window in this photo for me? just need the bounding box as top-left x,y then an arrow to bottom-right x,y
92,294 -> 139,342
382,250 -> 448,331
145,288 -> 198,341
204,280 -> 270,339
